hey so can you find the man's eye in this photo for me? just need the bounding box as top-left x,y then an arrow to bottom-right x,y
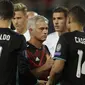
53,17 -> 56,20
40,27 -> 44,30
39,27 -> 48,30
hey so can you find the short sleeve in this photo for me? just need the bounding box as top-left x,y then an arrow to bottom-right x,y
53,35 -> 68,61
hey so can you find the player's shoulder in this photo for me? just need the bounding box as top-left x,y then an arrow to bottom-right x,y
60,31 -> 75,37
10,29 -> 20,36
62,31 -> 85,37
60,31 -> 85,42
10,30 -> 25,39
26,42 -> 36,50
42,45 -> 51,55
8,30 -> 26,46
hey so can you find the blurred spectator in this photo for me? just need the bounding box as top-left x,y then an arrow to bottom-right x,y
27,11 -> 38,19
12,3 -> 30,41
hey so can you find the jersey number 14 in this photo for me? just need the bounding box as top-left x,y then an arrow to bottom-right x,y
0,46 -> 3,57
76,50 -> 85,78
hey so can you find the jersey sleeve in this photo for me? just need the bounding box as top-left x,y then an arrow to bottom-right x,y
53,35 -> 68,61
17,35 -> 37,85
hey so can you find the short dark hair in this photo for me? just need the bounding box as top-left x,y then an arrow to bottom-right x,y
0,0 -> 14,20
68,5 -> 85,26
53,6 -> 68,17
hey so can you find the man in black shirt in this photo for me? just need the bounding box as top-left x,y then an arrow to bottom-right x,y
46,6 -> 85,85
0,0 -> 37,85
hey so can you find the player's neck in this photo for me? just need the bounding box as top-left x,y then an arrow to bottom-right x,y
22,23 -> 28,34
58,32 -> 61,36
70,23 -> 83,32
29,38 -> 43,49
0,19 -> 10,28
58,30 -> 68,36
21,28 -> 27,34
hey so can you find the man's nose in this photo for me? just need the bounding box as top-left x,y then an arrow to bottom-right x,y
14,19 -> 18,24
44,29 -> 48,34
55,19 -> 58,24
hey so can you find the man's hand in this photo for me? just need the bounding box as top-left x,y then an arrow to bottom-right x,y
46,80 -> 52,85
44,54 -> 54,70
37,80 -> 47,85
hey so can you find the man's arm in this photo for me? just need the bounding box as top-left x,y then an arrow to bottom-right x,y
31,56 -> 54,77
46,34 -> 67,85
46,59 -> 65,85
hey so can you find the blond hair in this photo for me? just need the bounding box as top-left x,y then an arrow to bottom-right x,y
14,3 -> 27,15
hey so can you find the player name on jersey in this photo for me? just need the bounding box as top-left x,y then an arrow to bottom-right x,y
0,34 -> 10,41
75,37 -> 85,45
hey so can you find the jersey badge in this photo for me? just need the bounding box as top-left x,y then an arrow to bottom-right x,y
56,43 -> 61,51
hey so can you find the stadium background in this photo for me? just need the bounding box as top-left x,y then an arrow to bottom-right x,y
11,0 -> 85,33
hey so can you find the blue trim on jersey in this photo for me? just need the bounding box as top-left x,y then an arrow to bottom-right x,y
53,57 -> 66,61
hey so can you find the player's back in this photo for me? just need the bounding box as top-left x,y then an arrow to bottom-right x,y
62,31 -> 85,85
0,28 -> 25,85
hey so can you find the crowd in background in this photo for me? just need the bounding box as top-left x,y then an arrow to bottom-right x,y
11,0 -> 85,40
10,0 -> 85,34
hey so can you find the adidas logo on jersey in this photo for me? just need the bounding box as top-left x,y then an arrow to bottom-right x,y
35,57 -> 40,61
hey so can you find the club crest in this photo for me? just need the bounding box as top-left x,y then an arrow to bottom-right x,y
56,43 -> 61,51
